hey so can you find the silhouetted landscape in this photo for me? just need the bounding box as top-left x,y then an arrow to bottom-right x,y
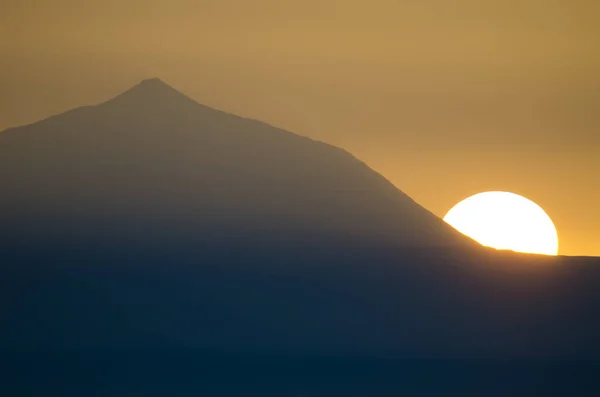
1,80 -> 600,395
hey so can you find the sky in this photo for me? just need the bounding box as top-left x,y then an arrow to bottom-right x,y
1,0 -> 599,256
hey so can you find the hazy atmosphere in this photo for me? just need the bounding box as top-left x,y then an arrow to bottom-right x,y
2,0 -> 598,255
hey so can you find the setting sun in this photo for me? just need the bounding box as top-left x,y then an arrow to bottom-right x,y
444,191 -> 559,256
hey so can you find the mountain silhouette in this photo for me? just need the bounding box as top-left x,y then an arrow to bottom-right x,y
2,79 -> 600,369
0,78 -> 470,248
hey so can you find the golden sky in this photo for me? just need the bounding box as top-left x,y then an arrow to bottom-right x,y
1,0 -> 599,256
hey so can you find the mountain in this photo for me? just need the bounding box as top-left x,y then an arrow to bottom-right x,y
2,79 -> 600,366
0,78 -> 470,248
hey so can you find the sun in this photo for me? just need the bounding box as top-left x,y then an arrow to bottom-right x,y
444,191 -> 559,255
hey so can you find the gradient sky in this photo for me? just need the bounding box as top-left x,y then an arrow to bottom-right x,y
1,0 -> 598,256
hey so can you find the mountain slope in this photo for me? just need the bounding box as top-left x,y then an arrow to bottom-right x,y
0,78 -> 470,247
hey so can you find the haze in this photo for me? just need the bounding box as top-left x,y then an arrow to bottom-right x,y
1,0 -> 598,255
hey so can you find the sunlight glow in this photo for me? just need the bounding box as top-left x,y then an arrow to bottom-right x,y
444,191 -> 559,255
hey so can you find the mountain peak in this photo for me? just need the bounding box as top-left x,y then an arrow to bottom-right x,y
140,77 -> 165,83
120,77 -> 185,97
137,77 -> 170,89
100,77 -> 199,112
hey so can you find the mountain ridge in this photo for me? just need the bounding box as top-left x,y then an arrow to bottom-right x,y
0,78 -> 473,248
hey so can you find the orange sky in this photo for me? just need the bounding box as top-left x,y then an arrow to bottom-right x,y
1,0 -> 598,256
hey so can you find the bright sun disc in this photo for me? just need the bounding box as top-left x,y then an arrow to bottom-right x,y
444,191 -> 559,255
